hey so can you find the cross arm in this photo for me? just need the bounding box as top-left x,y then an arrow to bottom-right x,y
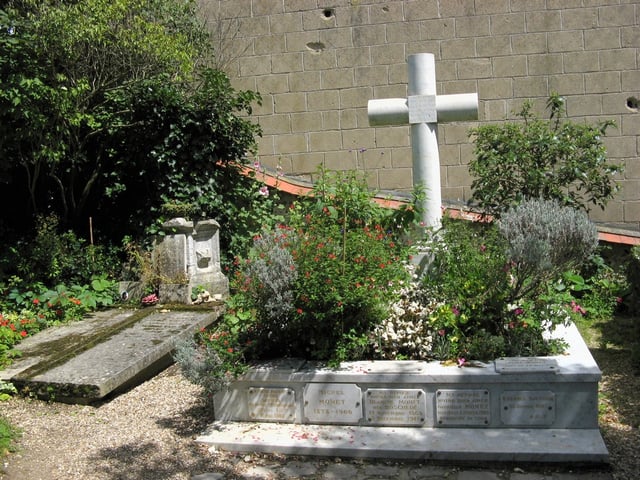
368,93 -> 478,127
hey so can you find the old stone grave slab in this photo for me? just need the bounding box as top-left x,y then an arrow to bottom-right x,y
0,306 -> 222,403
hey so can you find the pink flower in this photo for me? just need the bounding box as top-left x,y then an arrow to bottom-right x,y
457,358 -> 466,368
570,301 -> 586,315
258,186 -> 269,197
141,293 -> 159,306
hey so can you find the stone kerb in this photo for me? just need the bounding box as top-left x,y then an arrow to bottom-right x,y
205,322 -> 608,462
213,323 -> 600,431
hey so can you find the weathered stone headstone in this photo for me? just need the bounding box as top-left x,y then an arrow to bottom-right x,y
152,217 -> 229,303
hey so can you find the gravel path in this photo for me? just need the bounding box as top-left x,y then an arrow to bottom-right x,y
1,366 -> 230,480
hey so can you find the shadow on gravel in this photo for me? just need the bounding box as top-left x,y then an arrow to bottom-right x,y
90,441 -> 237,480
154,400 -> 216,438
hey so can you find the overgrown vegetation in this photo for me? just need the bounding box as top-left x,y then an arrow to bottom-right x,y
0,0 -> 266,257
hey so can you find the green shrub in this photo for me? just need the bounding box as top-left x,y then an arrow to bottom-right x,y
422,218 -> 510,334
6,214 -> 121,287
498,198 -> 599,302
469,93 -> 621,217
232,170 -> 415,361
173,320 -> 247,403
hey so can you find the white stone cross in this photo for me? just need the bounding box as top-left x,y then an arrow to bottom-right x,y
368,53 -> 478,229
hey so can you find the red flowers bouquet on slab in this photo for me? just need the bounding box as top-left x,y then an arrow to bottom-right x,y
141,293 -> 159,306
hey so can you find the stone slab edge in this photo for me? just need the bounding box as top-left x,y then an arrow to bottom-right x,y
9,308 -> 222,403
197,422 -> 609,464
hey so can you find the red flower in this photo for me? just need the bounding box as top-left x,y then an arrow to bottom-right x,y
20,330 -> 28,337
33,298 -> 40,305
296,308 -> 303,314
227,348 -> 234,353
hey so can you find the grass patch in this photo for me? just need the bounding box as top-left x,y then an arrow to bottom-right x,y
576,314 -> 640,478
0,415 -> 19,457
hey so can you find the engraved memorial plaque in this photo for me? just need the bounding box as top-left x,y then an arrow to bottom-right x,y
304,383 -> 362,424
436,389 -> 490,426
248,387 -> 296,422
408,94 -> 437,123
360,360 -> 426,374
501,391 -> 555,426
495,357 -> 558,374
364,388 -> 426,426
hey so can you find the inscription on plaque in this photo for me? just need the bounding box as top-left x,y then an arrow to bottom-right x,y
436,389 -> 490,426
363,360 -> 426,374
408,94 -> 437,123
248,387 -> 296,422
495,357 -> 558,374
364,388 -> 426,426
304,383 -> 362,424
501,391 -> 555,426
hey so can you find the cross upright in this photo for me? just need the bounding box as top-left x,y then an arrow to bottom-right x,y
368,53 -> 479,229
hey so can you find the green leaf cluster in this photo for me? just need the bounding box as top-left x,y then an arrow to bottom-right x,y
0,1 -> 261,245
469,93 -> 622,217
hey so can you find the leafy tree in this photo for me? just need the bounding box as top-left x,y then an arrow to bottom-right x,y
0,0 -> 261,242
469,93 -> 622,218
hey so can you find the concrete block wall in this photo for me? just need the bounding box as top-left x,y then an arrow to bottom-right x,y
200,0 -> 640,226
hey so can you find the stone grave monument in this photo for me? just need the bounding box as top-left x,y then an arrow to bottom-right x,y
120,217 -> 229,304
197,54 -> 607,463
202,323 -> 607,463
153,217 -> 229,303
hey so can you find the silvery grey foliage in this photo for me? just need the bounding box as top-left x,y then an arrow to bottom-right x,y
498,198 -> 599,301
244,229 -> 298,328
173,338 -> 230,399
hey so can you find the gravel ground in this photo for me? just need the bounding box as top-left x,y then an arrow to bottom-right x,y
0,365 -> 230,480
0,350 -> 637,480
